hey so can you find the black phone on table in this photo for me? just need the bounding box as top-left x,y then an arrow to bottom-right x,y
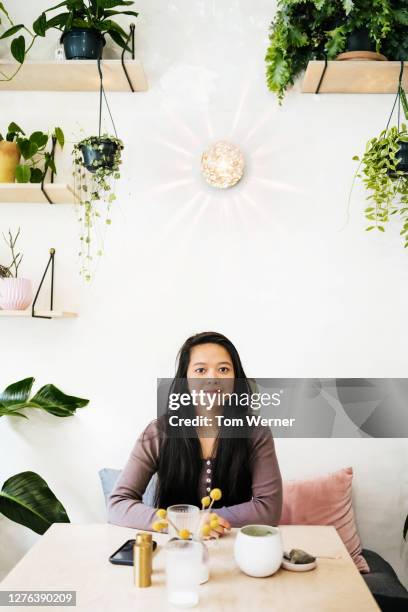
109,538 -> 158,566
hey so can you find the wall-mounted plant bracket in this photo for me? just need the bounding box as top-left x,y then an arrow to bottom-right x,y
121,23 -> 136,92
40,136 -> 57,205
315,56 -> 328,94
32,248 -> 55,319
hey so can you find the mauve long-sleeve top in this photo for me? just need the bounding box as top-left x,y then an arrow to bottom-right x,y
107,419 -> 282,530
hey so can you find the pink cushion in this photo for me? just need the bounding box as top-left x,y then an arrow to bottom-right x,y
280,467 -> 369,573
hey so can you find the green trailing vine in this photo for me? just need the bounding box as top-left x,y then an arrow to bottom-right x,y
72,135 -> 123,282
354,125 -> 408,246
265,0 -> 408,101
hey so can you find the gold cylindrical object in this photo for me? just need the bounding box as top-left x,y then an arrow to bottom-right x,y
0,141 -> 21,183
136,532 -> 153,576
133,532 -> 152,588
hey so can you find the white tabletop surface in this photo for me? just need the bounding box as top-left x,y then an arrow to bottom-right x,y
0,523 -> 379,611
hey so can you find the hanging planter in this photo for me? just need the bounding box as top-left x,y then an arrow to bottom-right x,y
72,53 -> 124,282
61,28 -> 105,60
73,135 -> 123,282
352,63 -> 408,248
79,136 -> 123,173
390,139 -> 408,175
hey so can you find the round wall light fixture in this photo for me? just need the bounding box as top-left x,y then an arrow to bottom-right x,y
201,140 -> 245,189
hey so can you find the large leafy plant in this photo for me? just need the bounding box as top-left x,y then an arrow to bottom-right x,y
0,378 -> 89,534
0,472 -> 69,535
0,122 -> 64,184
0,377 -> 88,418
266,0 -> 408,101
0,1 -> 138,81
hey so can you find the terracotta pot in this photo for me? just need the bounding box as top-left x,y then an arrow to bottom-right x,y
0,141 -> 21,183
0,278 -> 32,310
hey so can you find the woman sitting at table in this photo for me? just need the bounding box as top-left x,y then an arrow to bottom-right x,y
108,331 -> 283,536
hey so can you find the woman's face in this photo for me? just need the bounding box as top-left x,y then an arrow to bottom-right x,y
187,343 -> 235,403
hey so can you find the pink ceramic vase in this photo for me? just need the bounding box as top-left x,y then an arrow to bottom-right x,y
0,278 -> 33,310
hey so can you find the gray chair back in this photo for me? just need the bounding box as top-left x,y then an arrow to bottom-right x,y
98,469 -> 158,508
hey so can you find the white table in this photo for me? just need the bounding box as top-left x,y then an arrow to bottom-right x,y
0,524 -> 379,611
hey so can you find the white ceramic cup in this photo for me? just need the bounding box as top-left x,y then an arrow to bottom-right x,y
234,525 -> 283,578
0,278 -> 32,310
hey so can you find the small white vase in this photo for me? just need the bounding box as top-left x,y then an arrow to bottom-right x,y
234,525 -> 283,578
0,278 -> 33,310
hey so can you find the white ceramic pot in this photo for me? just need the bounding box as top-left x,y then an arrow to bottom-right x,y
0,278 -> 33,310
234,525 -> 283,578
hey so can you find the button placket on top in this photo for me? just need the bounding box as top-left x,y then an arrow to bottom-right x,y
205,458 -> 212,493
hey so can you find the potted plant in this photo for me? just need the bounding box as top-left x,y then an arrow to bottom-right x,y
0,124 -> 21,183
265,0 -> 408,101
0,0 -> 138,72
72,133 -> 123,281
0,228 -> 32,310
79,134 -> 123,173
0,377 -> 89,535
0,122 -> 64,183
353,124 -> 408,243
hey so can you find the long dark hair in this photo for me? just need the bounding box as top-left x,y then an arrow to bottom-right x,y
155,332 -> 252,509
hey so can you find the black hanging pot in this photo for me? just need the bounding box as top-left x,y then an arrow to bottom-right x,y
392,140 -> 408,174
346,28 -> 375,53
80,138 -> 120,173
62,28 -> 105,60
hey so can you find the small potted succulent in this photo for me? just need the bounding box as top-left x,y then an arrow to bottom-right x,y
0,0 -> 138,69
72,134 -> 123,281
0,228 -> 32,311
0,123 -> 64,184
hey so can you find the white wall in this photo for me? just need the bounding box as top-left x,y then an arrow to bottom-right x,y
1,0 -> 408,587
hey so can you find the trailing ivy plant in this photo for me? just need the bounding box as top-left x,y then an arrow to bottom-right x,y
72,134 -> 123,281
0,2 -> 36,81
266,0 -> 408,101
0,122 -> 64,183
353,125 -> 408,245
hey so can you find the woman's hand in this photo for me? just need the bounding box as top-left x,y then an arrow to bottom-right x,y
210,516 -> 230,537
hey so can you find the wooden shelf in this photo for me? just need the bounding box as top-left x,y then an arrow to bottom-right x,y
0,310 -> 77,319
0,183 -> 77,204
0,59 -> 148,92
302,60 -> 408,94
